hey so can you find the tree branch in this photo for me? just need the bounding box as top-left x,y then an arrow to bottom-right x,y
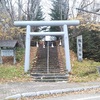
76,8 -> 100,15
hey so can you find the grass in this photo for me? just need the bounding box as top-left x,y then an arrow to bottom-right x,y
70,60 -> 100,82
0,65 -> 23,82
0,65 -> 32,83
0,48 -> 32,83
0,59 -> 99,83
0,65 -> 23,79
0,47 -> 100,83
16,47 -> 25,62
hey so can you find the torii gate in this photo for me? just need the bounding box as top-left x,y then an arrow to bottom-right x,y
14,20 -> 80,73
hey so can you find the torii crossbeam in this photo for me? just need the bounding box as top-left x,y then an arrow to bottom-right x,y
14,20 -> 80,73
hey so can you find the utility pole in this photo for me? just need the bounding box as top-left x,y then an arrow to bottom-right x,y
60,0 -> 62,20
18,0 -> 22,20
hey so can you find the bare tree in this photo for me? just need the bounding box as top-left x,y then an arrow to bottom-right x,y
68,0 -> 100,25
18,0 -> 22,20
0,0 -> 42,47
0,0 -> 15,26
24,0 -> 41,20
58,0 -> 69,20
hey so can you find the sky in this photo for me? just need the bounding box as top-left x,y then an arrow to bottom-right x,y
13,0 -> 52,20
40,0 -> 100,21
40,0 -> 52,20
40,0 -> 79,20
12,0 -> 100,21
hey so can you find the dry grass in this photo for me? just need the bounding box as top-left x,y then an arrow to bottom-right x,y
69,59 -> 100,82
0,64 -> 33,83
0,47 -> 100,83
0,48 -> 32,83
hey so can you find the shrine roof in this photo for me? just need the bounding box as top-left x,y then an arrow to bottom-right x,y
0,40 -> 18,48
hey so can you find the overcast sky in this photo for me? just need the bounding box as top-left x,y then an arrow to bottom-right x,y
40,0 -> 52,20
13,0 -> 100,20
40,0 -> 100,20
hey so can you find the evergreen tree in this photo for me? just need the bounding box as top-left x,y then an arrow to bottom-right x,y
31,6 -> 44,43
50,0 -> 60,32
35,6 -> 44,21
70,24 -> 100,62
50,0 -> 61,20
50,0 -> 69,32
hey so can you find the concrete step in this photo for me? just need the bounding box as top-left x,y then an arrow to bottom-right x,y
31,73 -> 69,82
32,66 -> 66,73
32,70 -> 61,73
31,46 -> 66,76
31,67 -> 66,70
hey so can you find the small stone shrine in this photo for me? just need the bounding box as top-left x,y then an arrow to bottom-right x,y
0,40 -> 18,64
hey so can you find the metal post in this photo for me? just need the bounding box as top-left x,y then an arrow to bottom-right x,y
13,48 -> 16,64
0,48 -> 2,64
24,25 -> 31,72
47,41 -> 50,73
63,25 -> 71,72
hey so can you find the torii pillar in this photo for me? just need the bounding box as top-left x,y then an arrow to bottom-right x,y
14,20 -> 80,73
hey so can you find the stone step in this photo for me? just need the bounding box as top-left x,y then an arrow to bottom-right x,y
32,69 -> 61,71
32,65 -> 60,67
32,68 -> 61,70
32,66 -> 65,73
31,73 -> 69,82
34,63 -> 59,66
31,46 -> 66,76
35,66 -> 59,67
32,69 -> 61,72
31,69 -> 66,74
